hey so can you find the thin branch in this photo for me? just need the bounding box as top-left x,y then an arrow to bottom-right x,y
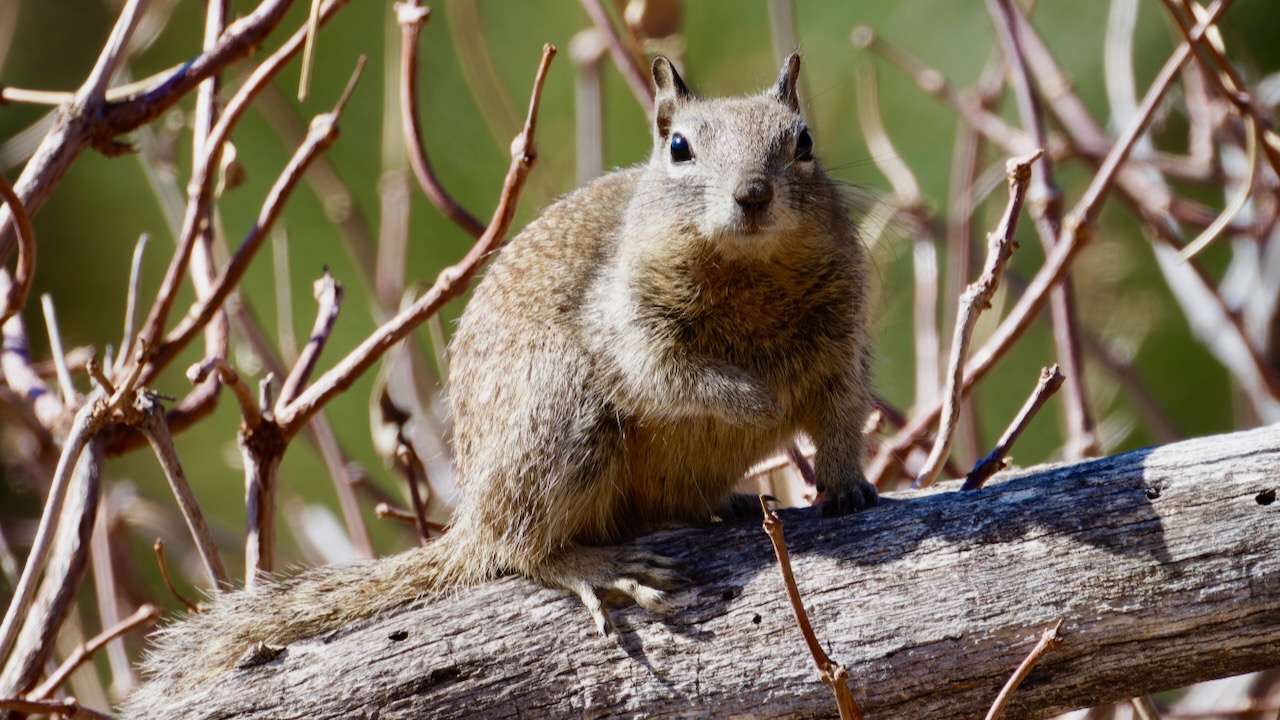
84,355 -> 115,396
759,495 -> 864,720
986,0 -> 1095,459
153,539 -> 200,614
144,61 -> 362,380
915,152 -> 1038,489
0,65 -> 185,106
129,0 -> 352,375
81,0 -> 151,106
395,1 -> 486,239
275,44 -> 557,437
29,604 -> 160,700
0,272 -> 68,431
136,393 -> 231,590
1162,0 -> 1280,176
984,619 -> 1066,720
187,358 -> 262,429
226,299 -> 374,557
578,0 -> 654,112
1131,694 -> 1165,720
116,233 -> 150,376
276,270 -> 343,411
40,294 -> 78,407
0,0 -> 299,263
374,502 -> 445,533
0,697 -> 111,720
297,0 -> 323,101
394,441 -> 433,544
963,365 -> 1066,491
871,1 -> 1232,484
272,229 -> 299,366
0,170 -> 33,324
570,28 -> 607,184
0,395 -> 103,664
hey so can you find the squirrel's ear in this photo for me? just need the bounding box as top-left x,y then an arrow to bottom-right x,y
651,56 -> 690,139
770,52 -> 802,113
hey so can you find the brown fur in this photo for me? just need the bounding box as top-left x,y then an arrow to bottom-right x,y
122,53 -> 874,717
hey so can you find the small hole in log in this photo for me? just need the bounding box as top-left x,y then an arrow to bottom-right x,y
751,613 -> 762,625
1144,487 -> 1161,500
1257,489 -> 1276,506
389,630 -> 408,642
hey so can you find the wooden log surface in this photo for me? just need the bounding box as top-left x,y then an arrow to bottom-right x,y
136,424 -> 1280,719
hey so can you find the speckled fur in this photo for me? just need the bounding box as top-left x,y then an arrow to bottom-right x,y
122,53 -> 873,717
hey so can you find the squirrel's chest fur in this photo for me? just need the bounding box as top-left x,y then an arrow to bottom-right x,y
449,167 -> 865,545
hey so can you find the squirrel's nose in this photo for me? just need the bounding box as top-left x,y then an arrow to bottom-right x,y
734,176 -> 774,212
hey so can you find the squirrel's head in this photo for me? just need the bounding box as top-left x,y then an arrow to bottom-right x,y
638,52 -> 834,257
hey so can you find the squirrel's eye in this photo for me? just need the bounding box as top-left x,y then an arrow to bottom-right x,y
670,133 -> 693,163
795,129 -> 814,161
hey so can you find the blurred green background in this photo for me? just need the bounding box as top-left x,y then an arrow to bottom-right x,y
1,0 -> 1276,587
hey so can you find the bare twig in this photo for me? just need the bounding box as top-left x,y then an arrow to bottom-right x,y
275,44 -> 557,437
871,1 -> 1232,484
0,170 -> 34,324
1131,694 -> 1165,720
297,0 -> 323,100
786,441 -> 817,488
116,233 -> 150,376
153,539 -> 200,614
276,270 -> 343,410
855,63 -> 941,411
759,496 -> 864,720
29,604 -> 160,700
144,59 -> 362,380
130,0 -> 353,377
272,228 -> 299,366
40,295 -> 78,407
578,0 -> 654,112
242,426 -> 284,583
136,393 -> 230,590
963,365 -> 1066,491
0,0 -> 299,262
0,395 -> 103,664
85,355 -> 115,396
82,0 -> 150,106
375,502 -> 445,533
394,441 -> 433,544
187,358 -> 262,428
570,28 -> 608,185
0,697 -> 111,720
984,619 -> 1065,720
986,0 -> 1095,460
1162,0 -> 1280,176
915,152 -> 1038,489
395,1 -> 486,239
0,273 -> 68,432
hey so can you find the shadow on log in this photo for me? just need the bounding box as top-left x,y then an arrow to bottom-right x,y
128,424 -> 1280,719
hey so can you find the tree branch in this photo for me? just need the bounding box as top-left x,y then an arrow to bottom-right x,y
125,423 -> 1280,719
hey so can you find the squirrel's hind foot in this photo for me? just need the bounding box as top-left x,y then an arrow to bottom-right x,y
531,546 -> 687,635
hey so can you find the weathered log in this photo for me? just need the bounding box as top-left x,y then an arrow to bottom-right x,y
132,424 -> 1280,719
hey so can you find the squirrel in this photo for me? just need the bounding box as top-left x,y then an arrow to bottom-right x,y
122,51 -> 875,716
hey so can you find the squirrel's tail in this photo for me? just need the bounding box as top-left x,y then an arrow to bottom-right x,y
122,533 -> 481,717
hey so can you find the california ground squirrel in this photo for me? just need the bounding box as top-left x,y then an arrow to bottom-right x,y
122,52 -> 874,715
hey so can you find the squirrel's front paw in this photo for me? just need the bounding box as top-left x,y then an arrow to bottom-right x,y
819,473 -> 878,517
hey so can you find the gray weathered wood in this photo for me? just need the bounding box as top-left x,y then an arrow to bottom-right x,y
137,424 -> 1280,719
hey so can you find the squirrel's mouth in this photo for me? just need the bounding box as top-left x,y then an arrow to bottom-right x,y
728,215 -> 773,236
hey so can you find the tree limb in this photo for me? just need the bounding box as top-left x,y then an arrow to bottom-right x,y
128,423 -> 1280,719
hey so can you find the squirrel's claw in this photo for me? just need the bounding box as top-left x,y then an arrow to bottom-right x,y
538,546 -> 686,635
